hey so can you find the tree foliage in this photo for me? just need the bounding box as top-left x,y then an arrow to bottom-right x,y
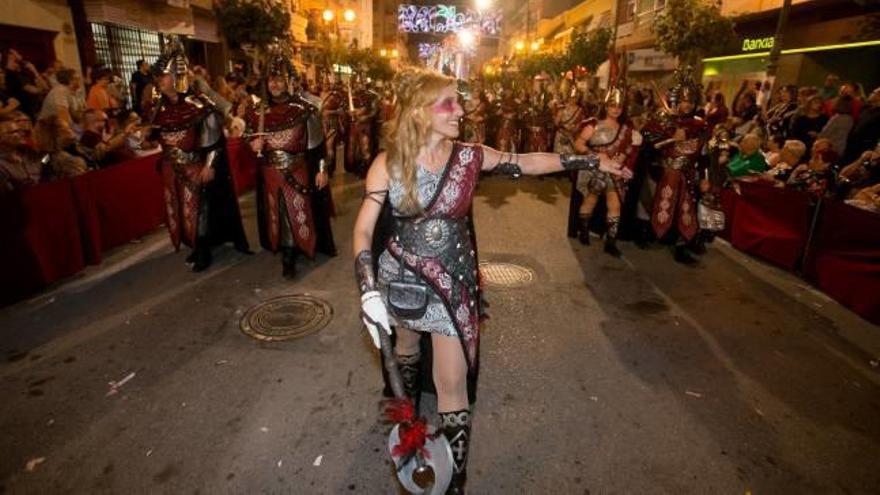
515,27 -> 613,78
653,0 -> 739,65
567,27 -> 613,73
214,0 -> 291,49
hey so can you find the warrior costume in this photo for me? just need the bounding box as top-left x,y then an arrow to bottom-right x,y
152,38 -> 249,270
320,74 -> 348,174
246,50 -> 335,278
346,77 -> 379,177
522,87 -> 553,152
643,67 -> 708,260
356,141 -> 605,494
567,72 -> 641,255
493,90 -> 519,152
461,91 -> 488,144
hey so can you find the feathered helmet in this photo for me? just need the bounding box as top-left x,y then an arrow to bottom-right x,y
668,65 -> 702,108
152,35 -> 190,94
604,51 -> 627,107
265,43 -> 297,93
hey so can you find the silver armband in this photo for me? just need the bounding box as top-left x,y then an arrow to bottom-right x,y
560,153 -> 600,171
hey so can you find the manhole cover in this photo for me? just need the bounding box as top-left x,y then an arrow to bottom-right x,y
479,262 -> 535,288
240,294 -> 333,341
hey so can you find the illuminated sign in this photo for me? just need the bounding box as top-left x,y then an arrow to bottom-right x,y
742,37 -> 775,52
398,4 -> 502,36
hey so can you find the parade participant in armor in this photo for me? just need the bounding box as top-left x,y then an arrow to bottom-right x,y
493,86 -> 519,152
246,48 -> 333,279
643,67 -> 709,264
151,36 -> 250,272
522,74 -> 554,152
353,68 -> 628,494
568,76 -> 642,256
553,81 -> 586,154
346,73 -> 380,177
461,83 -> 488,144
320,70 -> 347,174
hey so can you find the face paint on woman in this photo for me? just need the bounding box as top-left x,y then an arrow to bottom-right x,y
434,97 -> 457,114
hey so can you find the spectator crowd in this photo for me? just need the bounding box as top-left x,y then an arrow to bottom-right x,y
0,48 -> 268,193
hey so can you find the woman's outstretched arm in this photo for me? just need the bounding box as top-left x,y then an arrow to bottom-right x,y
479,145 -> 632,179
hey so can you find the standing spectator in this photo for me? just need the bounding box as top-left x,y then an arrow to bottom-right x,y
844,86 -> 880,163
789,95 -> 828,156
825,82 -> 863,120
764,85 -> 797,139
3,48 -> 48,118
42,60 -> 64,88
819,95 -> 855,157
705,92 -> 729,132
818,74 -> 839,102
762,139 -> 807,183
0,112 -> 45,191
86,69 -> 118,114
38,68 -> 84,128
129,60 -> 151,114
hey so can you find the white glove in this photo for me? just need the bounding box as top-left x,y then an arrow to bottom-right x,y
361,291 -> 391,349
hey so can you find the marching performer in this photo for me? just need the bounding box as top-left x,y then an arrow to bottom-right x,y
320,71 -> 348,176
353,68 -> 628,494
568,76 -> 642,257
246,48 -> 333,279
643,67 -> 709,264
346,74 -> 380,177
151,37 -> 250,272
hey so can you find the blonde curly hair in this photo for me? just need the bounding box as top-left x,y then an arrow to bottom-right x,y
381,68 -> 456,215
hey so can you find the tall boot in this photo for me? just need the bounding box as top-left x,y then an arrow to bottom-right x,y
396,351 -> 421,410
281,247 -> 297,279
191,237 -> 212,272
577,214 -> 591,245
604,215 -> 622,258
440,408 -> 472,495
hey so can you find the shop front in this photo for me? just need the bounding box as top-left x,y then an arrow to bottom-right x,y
702,0 -> 880,103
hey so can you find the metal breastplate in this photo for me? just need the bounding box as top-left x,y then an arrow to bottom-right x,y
589,122 -> 619,147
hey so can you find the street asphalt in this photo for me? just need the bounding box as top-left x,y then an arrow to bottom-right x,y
1,172 -> 878,494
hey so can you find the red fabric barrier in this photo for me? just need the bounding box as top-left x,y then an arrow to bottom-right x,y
0,180 -> 85,305
719,188 -> 738,241
226,138 -> 257,195
72,154 -> 164,263
729,182 -> 814,271
804,200 -> 880,324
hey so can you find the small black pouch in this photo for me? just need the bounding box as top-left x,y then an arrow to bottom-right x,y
387,253 -> 429,320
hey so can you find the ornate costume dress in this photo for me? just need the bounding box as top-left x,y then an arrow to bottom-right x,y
461,98 -> 487,144
553,102 -> 585,154
377,142 -> 483,369
321,84 -> 347,172
346,87 -> 379,177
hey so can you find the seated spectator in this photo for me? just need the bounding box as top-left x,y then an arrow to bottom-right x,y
762,139 -> 807,183
3,48 -> 49,118
11,111 -> 35,149
818,74 -> 839,102
120,112 -> 161,157
79,109 -> 135,168
764,134 -> 786,166
33,116 -> 87,179
86,69 -> 118,114
787,148 -> 836,196
846,183 -> 880,213
838,147 -> 880,197
38,68 -> 84,128
819,96 -> 854,157
789,95 -> 827,156
0,112 -> 46,192
727,133 -> 767,178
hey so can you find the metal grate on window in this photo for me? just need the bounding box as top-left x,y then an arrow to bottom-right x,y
89,23 -> 163,108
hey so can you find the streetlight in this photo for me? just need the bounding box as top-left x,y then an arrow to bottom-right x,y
476,0 -> 492,11
515,40 -> 525,52
458,29 -> 476,48
343,8 -> 356,23
380,48 -> 388,57
391,48 -> 399,58
322,9 -> 334,22
530,40 -> 540,51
